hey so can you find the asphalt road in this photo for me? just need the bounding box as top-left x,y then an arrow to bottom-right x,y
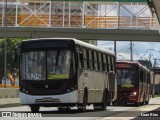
0,97 -> 160,120
0,105 -> 137,117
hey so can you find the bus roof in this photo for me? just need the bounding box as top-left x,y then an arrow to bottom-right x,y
116,60 -> 150,72
22,38 -> 115,56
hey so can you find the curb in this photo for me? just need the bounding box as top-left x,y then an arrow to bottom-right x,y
0,103 -> 20,108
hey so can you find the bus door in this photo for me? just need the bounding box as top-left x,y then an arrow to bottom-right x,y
108,72 -> 116,102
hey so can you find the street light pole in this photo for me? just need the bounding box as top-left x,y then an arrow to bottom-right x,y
130,41 -> 133,61
148,53 -> 153,68
4,0 -> 8,88
141,49 -> 154,60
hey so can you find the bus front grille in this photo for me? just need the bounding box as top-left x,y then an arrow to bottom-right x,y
32,83 -> 62,90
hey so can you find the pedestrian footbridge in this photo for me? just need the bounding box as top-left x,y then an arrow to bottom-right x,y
0,0 -> 159,41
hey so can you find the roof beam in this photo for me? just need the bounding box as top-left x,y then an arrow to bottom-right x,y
0,27 -> 160,41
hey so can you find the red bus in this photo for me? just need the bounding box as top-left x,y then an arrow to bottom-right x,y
113,61 -> 151,106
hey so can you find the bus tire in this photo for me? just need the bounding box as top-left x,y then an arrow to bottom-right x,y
101,90 -> 107,110
78,89 -> 88,112
145,101 -> 149,105
112,102 -> 116,106
30,105 -> 40,112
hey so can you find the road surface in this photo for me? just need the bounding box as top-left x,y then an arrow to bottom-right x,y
0,97 -> 160,120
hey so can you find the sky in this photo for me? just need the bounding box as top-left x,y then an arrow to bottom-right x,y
97,41 -> 160,67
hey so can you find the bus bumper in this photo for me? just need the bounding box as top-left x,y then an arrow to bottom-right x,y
114,96 -> 138,104
20,90 -> 78,105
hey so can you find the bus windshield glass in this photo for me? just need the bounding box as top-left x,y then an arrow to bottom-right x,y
20,50 -> 75,80
116,63 -> 138,88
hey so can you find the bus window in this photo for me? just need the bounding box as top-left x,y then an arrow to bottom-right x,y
94,51 -> 98,71
97,52 -> 102,71
97,52 -> 100,71
103,54 -> 107,71
110,56 -> 114,72
89,50 -> 93,70
147,72 -> 150,84
92,51 -> 95,70
79,51 -> 84,68
108,56 -> 112,72
83,48 -> 88,69
86,49 -> 90,69
106,55 -> 110,72
21,51 -> 46,80
98,53 -> 103,71
140,69 -> 143,83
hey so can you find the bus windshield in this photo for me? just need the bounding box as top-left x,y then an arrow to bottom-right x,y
117,64 -> 138,88
20,50 -> 75,80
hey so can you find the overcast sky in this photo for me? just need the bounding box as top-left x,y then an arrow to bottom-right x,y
97,41 -> 160,66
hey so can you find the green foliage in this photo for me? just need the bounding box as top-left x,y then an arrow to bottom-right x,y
138,60 -> 152,69
0,38 -> 25,83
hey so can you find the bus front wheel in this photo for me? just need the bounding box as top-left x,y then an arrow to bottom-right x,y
78,89 -> 88,112
30,105 -> 40,112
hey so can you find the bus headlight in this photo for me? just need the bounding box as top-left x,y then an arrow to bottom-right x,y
130,92 -> 137,96
20,81 -> 29,94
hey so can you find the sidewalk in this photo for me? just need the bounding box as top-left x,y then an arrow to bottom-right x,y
100,97 -> 160,120
0,88 -> 20,108
0,98 -> 20,108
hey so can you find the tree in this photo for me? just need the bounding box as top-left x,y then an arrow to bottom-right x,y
138,60 -> 152,69
0,38 -> 24,84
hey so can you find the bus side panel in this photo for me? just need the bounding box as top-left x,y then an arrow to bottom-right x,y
87,71 -> 96,103
77,69 -> 96,103
95,72 -> 106,103
77,70 -> 108,103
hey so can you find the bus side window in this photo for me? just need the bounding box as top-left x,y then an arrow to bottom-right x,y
97,52 -> 100,71
110,56 -> 115,72
148,72 -> 151,84
102,54 -> 107,71
86,49 -> 90,69
107,55 -> 111,72
89,49 -> 93,70
78,46 -> 84,69
143,71 -> 147,83
94,51 -> 98,71
92,51 -> 95,70
140,69 -> 143,83
83,48 -> 88,69
106,55 -> 109,72
113,56 -> 115,73
98,52 -> 102,71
